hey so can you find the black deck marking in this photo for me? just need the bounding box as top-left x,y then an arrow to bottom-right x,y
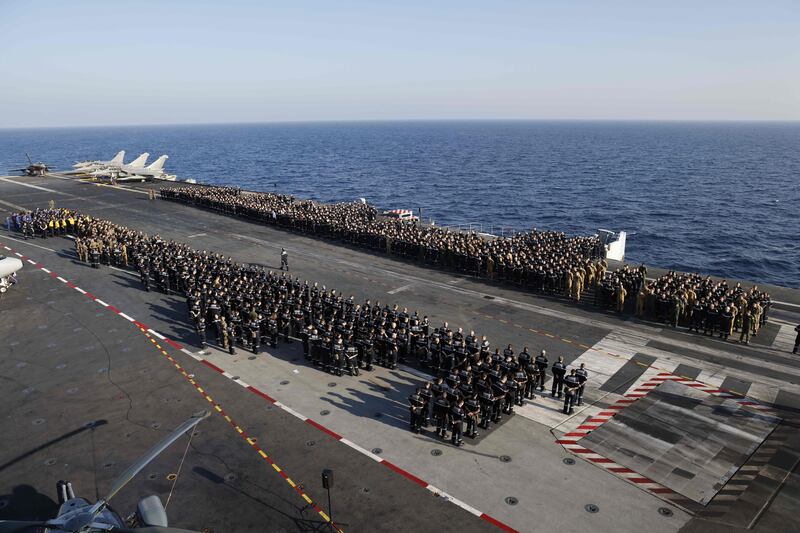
599,353 -> 657,393
720,376 -> 752,396
749,322 -> 780,346
673,364 -> 702,380
773,389 -> 800,415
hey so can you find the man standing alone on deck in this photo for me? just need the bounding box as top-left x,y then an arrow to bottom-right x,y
615,283 -> 627,314
793,323 -> 800,354
280,248 -> 289,271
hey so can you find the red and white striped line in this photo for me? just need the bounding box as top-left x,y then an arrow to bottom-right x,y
1,240 -> 519,533
555,371 -> 775,505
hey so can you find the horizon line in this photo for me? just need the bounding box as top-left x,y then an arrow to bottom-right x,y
2,117 -> 800,131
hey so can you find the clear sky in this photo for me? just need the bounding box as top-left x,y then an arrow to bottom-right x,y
0,0 -> 798,127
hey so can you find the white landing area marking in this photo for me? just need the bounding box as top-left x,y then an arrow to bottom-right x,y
387,283 -> 414,295
0,177 -> 70,195
0,198 -> 27,211
772,324 -> 798,353
514,330 -> 648,432
567,330 -> 650,397
1,234 -> 57,252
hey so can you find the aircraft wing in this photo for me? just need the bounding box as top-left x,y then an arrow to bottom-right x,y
115,174 -> 150,182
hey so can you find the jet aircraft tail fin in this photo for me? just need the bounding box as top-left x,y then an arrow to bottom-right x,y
127,152 -> 149,168
146,155 -> 168,171
110,150 -> 125,165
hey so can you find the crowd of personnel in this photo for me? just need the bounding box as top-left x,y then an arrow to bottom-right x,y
634,271 -> 772,344
5,203 -> 775,347
159,186 -> 608,301
4,203 -> 778,445
6,208 -> 76,238
6,206 -> 596,442
409,350 -> 589,445
157,185 -> 775,342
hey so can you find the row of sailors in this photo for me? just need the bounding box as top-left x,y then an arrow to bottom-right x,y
74,237 -> 129,268
6,209 -> 75,239
184,285 -> 594,434
409,353 -> 589,445
159,186 -> 605,301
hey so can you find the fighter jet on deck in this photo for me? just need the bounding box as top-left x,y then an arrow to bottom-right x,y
67,151 -> 149,175
11,153 -> 54,176
73,150 -> 126,171
90,154 -> 176,182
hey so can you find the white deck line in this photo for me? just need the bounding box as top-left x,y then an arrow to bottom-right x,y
1,235 -> 57,252
273,402 -> 308,421
0,176 -> 69,195
339,438 -> 384,462
425,486 -> 483,516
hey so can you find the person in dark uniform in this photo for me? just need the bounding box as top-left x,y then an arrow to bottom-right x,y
226,320 -> 237,355
551,356 -> 567,398
513,368 -> 527,406
387,332 -> 400,369
524,360 -> 538,400
345,345 -> 359,376
563,369 -> 580,414
332,337 -> 345,376
140,265 -> 151,292
450,398 -> 465,446
719,306 -> 733,340
309,329 -> 322,366
503,344 -> 514,361
464,392 -> 480,438
704,304 -> 718,337
279,307 -> 292,343
433,393 -> 450,439
249,315 -> 261,354
575,362 -> 588,406
419,382 -> 433,427
479,387 -> 494,429
196,317 -> 207,347
267,313 -> 279,347
517,346 -> 532,369
534,350 -> 548,391
504,376 -> 517,414
408,388 -> 425,434
362,329 -> 375,371
89,243 -> 100,269
491,377 -> 507,423
689,299 -> 705,333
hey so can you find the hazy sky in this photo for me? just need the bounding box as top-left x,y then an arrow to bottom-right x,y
1,0 -> 798,127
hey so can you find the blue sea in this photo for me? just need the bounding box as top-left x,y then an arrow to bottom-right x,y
1,121 -> 798,288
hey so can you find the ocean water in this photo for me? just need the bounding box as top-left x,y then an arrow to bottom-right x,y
1,121 -> 798,288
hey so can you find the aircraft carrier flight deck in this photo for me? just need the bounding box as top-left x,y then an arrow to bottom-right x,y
1,173 -> 799,533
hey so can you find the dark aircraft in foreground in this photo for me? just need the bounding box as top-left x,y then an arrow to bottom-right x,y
0,412 -> 210,533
